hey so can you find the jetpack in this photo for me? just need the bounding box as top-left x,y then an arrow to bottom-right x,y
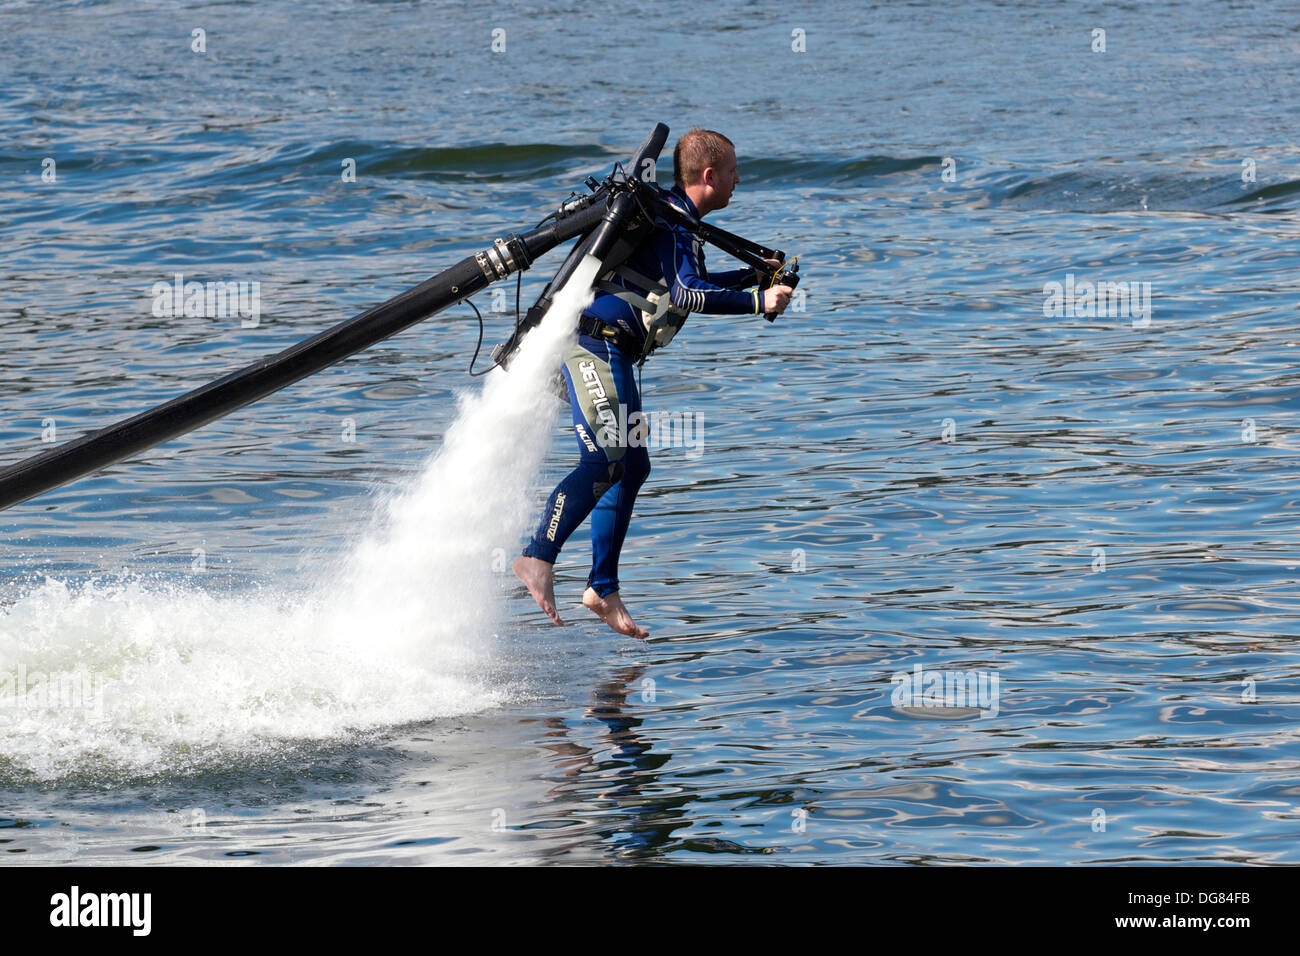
491,135 -> 800,369
0,123 -> 796,512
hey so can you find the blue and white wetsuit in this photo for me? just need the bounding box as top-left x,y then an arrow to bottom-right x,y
521,186 -> 764,598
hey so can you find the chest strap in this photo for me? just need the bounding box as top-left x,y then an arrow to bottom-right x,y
595,264 -> 688,317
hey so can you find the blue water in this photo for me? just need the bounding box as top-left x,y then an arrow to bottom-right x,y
3,0 -> 1300,864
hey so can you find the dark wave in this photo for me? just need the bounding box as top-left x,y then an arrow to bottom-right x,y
354,142 -> 617,180
976,168 -> 1300,214
6,135 -> 1297,216
711,153 -> 1300,215
0,140 -> 619,190
332,146 -> 943,187
236,144 -> 945,189
1222,178 -> 1300,210
741,154 -> 944,185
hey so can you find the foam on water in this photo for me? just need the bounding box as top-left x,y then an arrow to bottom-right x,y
0,256 -> 601,781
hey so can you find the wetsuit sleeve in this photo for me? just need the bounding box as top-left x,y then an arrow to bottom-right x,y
654,223 -> 762,315
708,266 -> 760,289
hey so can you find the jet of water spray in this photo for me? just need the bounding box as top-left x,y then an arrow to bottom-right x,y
0,256 -> 604,780
317,255 -> 604,656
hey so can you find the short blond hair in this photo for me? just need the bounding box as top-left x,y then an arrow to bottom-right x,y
673,128 -> 734,189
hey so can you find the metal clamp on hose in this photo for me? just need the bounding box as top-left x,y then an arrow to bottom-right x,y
475,235 -> 532,282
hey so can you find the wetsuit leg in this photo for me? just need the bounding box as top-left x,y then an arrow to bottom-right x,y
522,336 -> 646,588
587,360 -> 649,598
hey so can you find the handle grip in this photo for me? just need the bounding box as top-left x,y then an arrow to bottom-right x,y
763,261 -> 800,322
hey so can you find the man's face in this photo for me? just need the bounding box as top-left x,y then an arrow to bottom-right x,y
708,146 -> 739,210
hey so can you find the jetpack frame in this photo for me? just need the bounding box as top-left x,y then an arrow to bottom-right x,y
0,122 -> 792,513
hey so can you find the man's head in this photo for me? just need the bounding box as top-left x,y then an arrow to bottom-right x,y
673,128 -> 738,216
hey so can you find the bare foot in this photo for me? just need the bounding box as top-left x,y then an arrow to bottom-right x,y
513,555 -> 563,626
582,587 -> 649,639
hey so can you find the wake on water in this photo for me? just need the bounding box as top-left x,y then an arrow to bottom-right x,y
0,257 -> 602,782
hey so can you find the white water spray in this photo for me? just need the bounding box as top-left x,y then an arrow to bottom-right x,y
0,256 -> 601,780
324,255 -> 601,651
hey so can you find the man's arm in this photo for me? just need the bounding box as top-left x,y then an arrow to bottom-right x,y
709,265 -> 761,290
694,253 -> 787,292
653,224 -> 762,315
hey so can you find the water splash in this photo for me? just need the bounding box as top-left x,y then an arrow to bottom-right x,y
0,256 -> 600,781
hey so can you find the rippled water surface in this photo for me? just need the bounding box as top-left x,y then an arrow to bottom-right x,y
3,0 -> 1300,865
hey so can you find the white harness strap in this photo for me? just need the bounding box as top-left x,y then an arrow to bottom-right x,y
596,262 -> 690,355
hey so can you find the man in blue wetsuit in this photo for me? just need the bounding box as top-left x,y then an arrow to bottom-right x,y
514,129 -> 793,638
